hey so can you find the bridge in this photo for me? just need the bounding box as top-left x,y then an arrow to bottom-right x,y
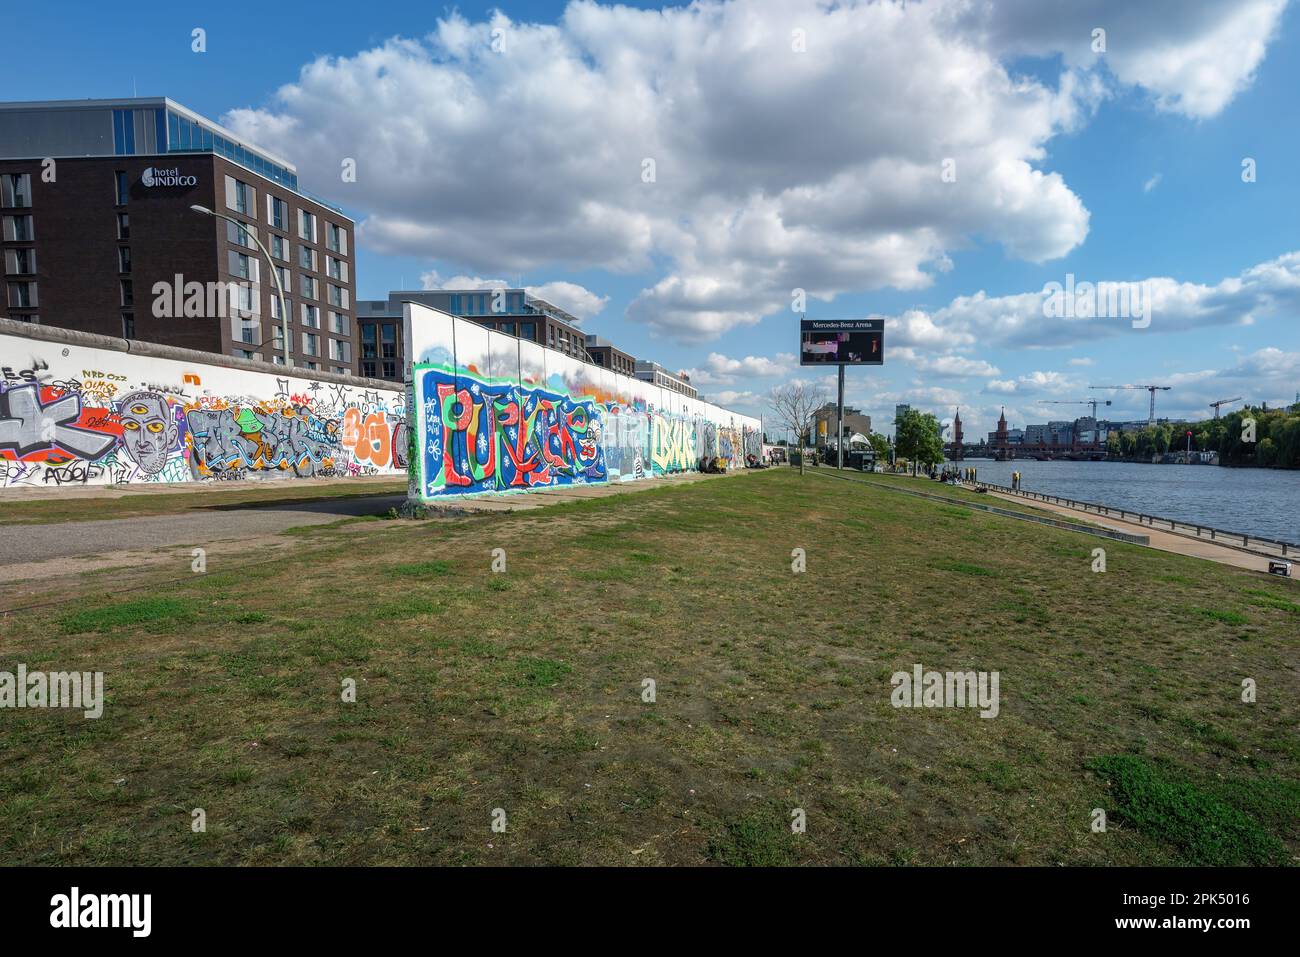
947,443 -> 1108,461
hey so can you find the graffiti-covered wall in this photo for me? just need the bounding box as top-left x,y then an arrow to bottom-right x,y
404,303 -> 762,501
0,319 -> 406,490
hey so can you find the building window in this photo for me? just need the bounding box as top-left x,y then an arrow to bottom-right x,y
270,295 -> 291,321
3,215 -> 33,242
299,209 -> 316,242
232,283 -> 255,317
326,255 -> 347,281
327,284 -> 347,308
226,219 -> 256,249
4,248 -> 36,274
382,360 -> 397,379
118,246 -> 131,273
238,321 -> 258,344
326,222 -> 346,254
274,265 -> 290,292
299,274 -> 317,300
361,360 -> 377,377
119,280 -> 132,307
329,338 -> 351,363
301,303 -> 320,328
234,181 -> 249,214
298,245 -> 315,271
361,324 -> 377,359
381,324 -> 396,359
270,234 -> 286,260
302,332 -> 320,357
329,311 -> 349,336
117,212 -> 130,239
115,171 -> 128,206
268,195 -> 287,230
231,252 -> 255,281
2,173 -> 31,208
520,321 -> 535,341
8,281 -> 38,309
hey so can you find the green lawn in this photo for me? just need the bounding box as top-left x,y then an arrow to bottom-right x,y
1,468 -> 1296,866
0,479 -> 408,526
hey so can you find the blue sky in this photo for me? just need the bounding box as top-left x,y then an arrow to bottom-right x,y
11,0 -> 1299,435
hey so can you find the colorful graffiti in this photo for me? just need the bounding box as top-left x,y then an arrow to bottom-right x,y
412,360 -> 763,499
419,369 -> 605,495
0,342 -> 406,490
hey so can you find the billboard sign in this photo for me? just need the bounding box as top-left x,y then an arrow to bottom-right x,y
800,319 -> 884,366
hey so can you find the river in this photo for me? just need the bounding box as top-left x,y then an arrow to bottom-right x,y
948,459 -> 1300,544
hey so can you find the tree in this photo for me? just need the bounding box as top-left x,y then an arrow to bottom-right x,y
895,409 -> 944,475
768,382 -> 831,475
869,431 -> 891,465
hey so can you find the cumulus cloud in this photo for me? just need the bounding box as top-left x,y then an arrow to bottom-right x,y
867,251 -> 1300,350
950,0 -> 1288,119
527,281 -> 610,320
892,348 -> 1000,377
224,0 -> 1285,343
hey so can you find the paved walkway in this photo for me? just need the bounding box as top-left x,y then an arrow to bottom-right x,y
980,487 -> 1292,578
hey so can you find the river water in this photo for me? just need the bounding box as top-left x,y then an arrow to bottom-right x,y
948,459 -> 1300,544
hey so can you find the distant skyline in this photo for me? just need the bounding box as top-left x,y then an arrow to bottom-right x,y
11,0 -> 1299,433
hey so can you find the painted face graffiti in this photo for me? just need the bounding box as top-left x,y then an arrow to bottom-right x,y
118,391 -> 180,475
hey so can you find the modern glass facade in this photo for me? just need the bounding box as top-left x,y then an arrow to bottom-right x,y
165,109 -> 298,190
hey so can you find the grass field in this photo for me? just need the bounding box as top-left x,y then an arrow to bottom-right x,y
0,478 -> 408,526
1,468 -> 1296,866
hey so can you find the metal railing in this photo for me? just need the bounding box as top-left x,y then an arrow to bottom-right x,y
975,482 -> 1295,559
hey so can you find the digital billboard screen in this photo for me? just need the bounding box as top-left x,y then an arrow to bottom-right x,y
799,319 -> 884,366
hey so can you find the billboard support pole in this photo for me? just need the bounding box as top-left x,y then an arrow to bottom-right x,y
836,363 -> 845,470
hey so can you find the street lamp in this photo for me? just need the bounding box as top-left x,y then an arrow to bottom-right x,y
190,204 -> 290,368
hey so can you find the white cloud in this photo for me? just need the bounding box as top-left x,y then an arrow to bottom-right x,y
526,281 -> 609,320
892,348 -> 1000,377
1143,173 -> 1162,193
1067,357 -> 1094,367
866,251 -> 1300,350
687,351 -> 795,386
951,0 -> 1288,119
224,0 -> 1285,343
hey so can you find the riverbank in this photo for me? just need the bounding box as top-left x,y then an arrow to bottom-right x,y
939,459 -> 1300,544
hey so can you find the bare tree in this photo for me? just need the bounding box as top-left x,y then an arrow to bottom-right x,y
769,382 -> 831,474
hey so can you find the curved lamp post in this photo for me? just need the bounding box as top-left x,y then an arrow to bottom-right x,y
190,204 -> 290,368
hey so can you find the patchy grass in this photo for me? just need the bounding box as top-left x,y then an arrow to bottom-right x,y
1087,755 -> 1289,866
0,467 -> 1296,866
1194,607 -> 1249,625
59,597 -> 199,634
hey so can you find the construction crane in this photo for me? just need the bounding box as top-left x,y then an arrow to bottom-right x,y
1089,384 -> 1171,426
1209,396 -> 1243,419
1045,399 -> 1112,418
